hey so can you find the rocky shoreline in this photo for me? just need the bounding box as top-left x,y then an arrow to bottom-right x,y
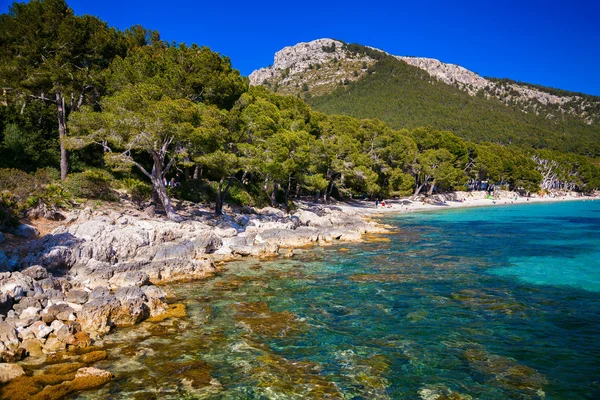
0,190 -> 591,391
0,200 -> 388,385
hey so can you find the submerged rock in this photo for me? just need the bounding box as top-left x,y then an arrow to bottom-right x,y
464,347 -> 547,396
0,362 -> 25,383
234,301 -> 303,337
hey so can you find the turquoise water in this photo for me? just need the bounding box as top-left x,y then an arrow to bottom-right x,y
87,201 -> 600,399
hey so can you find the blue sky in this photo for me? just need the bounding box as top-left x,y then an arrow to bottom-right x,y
2,0 -> 599,95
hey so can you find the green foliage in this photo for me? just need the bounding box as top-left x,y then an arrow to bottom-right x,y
0,191 -> 19,231
178,179 -> 216,204
64,169 -> 119,201
0,105 -> 60,171
1,5 -> 598,211
341,42 -> 388,60
0,167 -> 69,226
227,184 -> 256,206
321,43 -> 337,53
308,56 -> 600,156
120,178 -> 152,204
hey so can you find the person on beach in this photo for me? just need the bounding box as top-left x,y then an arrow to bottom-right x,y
375,199 -> 379,207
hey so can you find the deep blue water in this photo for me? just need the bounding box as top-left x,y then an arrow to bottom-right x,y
92,201 -> 600,399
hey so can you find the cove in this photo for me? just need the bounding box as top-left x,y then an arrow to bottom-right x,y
80,201 -> 600,399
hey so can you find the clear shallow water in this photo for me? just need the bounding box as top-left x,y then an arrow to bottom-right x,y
82,201 -> 600,399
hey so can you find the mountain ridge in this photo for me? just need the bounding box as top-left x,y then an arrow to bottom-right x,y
249,38 -> 600,155
250,38 -> 599,125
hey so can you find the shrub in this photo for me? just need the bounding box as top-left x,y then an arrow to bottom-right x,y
0,191 -> 19,231
178,179 -> 216,204
120,178 -> 152,205
0,167 -> 69,220
227,185 -> 254,206
64,169 -> 119,202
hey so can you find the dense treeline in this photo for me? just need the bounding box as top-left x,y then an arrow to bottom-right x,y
1,0 -> 599,223
487,77 -> 600,103
308,52 -> 600,156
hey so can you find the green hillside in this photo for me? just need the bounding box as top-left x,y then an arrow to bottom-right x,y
308,54 -> 600,156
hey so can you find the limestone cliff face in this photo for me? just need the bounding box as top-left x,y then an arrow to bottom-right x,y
250,39 -> 373,97
251,38 -> 598,124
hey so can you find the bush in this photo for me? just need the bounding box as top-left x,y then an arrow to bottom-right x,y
227,184 -> 254,206
178,179 -> 216,204
24,183 -> 71,210
120,178 -> 152,205
0,191 -> 19,231
64,169 -> 119,202
0,168 -> 69,221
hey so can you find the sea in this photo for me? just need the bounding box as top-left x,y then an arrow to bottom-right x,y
79,200 -> 600,399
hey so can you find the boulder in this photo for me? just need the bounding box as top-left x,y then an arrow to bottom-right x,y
112,298 -> 149,327
42,335 -> 66,353
19,306 -> 41,320
89,286 -> 110,300
141,285 -> 168,317
21,265 -> 49,280
78,295 -> 121,335
111,286 -> 150,326
45,303 -> 76,322
0,363 -> 25,383
12,223 -> 39,238
43,289 -> 65,301
52,321 -> 78,345
30,320 -> 53,339
108,270 -> 150,288
66,290 -> 89,305
114,285 -> 147,302
19,338 -> 44,358
12,297 -> 41,314
0,293 -> 14,315
38,277 -> 62,291
0,322 -> 21,361
0,272 -> 34,300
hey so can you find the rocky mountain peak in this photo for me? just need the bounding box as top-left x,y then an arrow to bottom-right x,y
250,38 -> 598,124
249,39 -> 372,96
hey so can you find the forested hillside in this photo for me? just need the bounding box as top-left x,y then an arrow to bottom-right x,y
251,40 -> 600,157
308,55 -> 600,156
1,1 -> 599,227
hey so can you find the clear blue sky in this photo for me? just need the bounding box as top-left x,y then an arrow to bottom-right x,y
2,0 -> 599,95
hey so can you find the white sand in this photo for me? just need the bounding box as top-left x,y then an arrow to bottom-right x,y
330,191 -> 596,216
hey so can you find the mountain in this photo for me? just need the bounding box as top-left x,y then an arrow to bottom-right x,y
250,39 -> 600,156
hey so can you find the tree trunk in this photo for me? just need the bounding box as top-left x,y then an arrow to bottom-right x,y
326,178 -> 336,203
151,174 -> 180,221
427,179 -> 437,196
56,92 -> 68,181
215,176 -> 233,216
284,175 -> 292,210
148,153 -> 180,221
193,164 -> 200,180
271,182 -> 279,207
413,182 -> 425,196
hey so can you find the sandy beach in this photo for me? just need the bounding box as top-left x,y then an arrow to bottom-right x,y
331,190 -> 596,216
